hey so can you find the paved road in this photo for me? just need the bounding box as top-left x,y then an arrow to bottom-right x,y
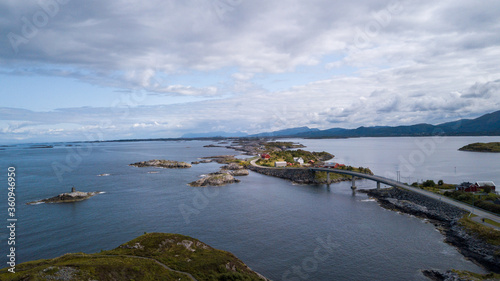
311,168 -> 500,225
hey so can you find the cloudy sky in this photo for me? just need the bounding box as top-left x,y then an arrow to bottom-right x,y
1,0 -> 500,143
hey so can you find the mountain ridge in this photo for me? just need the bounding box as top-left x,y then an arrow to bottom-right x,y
247,110 -> 500,138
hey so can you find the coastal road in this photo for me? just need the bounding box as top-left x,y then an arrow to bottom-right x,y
311,167 -> 500,225
250,159 -> 500,227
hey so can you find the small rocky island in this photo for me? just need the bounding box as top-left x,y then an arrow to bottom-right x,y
190,162 -> 249,187
189,172 -> 241,187
0,233 -> 269,280
27,187 -> 100,205
130,159 -> 192,168
459,142 -> 500,152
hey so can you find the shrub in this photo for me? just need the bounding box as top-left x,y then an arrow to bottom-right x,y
422,180 -> 436,187
483,186 -> 492,194
438,180 -> 444,186
475,200 -> 500,215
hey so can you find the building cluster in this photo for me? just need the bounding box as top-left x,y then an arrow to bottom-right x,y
260,154 -> 346,169
456,181 -> 496,193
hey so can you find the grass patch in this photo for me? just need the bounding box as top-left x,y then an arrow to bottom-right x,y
484,218 -> 500,228
0,254 -> 190,281
458,215 -> 500,246
453,269 -> 500,280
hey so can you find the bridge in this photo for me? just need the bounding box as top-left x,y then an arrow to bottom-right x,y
310,168 -> 500,225
310,167 -> 390,190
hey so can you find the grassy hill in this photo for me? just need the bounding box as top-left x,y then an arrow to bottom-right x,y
0,233 -> 267,281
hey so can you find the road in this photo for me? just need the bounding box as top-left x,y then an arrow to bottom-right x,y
312,167 -> 500,225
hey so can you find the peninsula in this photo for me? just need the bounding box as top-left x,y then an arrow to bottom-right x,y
27,187 -> 100,205
130,159 -> 192,168
459,142 -> 500,152
0,233 -> 268,281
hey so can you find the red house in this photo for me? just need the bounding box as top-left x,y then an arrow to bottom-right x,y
456,181 -> 496,193
474,181 -> 496,192
456,182 -> 478,192
322,162 -> 345,169
260,153 -> 271,159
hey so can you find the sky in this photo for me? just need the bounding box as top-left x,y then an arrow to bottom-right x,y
1,0 -> 500,143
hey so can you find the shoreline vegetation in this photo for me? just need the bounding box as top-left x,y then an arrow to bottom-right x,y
459,142 -> 500,153
0,233 -> 269,281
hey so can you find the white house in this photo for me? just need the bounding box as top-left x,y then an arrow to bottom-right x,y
275,161 -> 287,168
293,157 -> 304,165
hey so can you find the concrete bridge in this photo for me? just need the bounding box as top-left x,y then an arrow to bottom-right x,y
310,167 -> 500,224
310,168 -> 391,190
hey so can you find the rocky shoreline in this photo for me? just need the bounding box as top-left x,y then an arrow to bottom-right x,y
248,165 -> 353,184
190,163 -> 249,187
362,188 -> 500,277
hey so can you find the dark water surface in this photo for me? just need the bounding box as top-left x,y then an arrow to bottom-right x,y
2,137 -> 499,280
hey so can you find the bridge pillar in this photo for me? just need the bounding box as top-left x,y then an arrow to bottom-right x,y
377,182 -> 380,189
351,177 -> 356,190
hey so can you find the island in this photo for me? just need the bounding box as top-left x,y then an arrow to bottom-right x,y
189,159 -> 250,187
459,142 -> 500,152
27,187 -> 100,205
221,162 -> 250,176
189,172 -> 241,187
130,159 -> 192,168
0,233 -> 269,281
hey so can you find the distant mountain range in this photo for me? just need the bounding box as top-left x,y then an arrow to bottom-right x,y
266,110 -> 500,138
182,110 -> 500,139
181,131 -> 248,138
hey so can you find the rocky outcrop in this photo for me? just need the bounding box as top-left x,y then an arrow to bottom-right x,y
130,159 -> 192,168
422,270 -> 468,281
221,162 -> 249,176
221,163 -> 245,170
28,188 -> 100,205
364,188 -> 500,273
226,169 -> 250,176
200,155 -> 237,164
364,188 -> 466,221
189,172 -> 240,187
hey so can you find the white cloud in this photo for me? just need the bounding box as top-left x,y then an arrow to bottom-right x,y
1,0 -> 500,142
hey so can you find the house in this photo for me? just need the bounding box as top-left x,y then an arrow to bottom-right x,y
275,161 -> 287,168
323,162 -> 345,169
293,157 -> 304,165
261,153 -> 271,159
456,182 -> 479,193
474,181 -> 496,191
